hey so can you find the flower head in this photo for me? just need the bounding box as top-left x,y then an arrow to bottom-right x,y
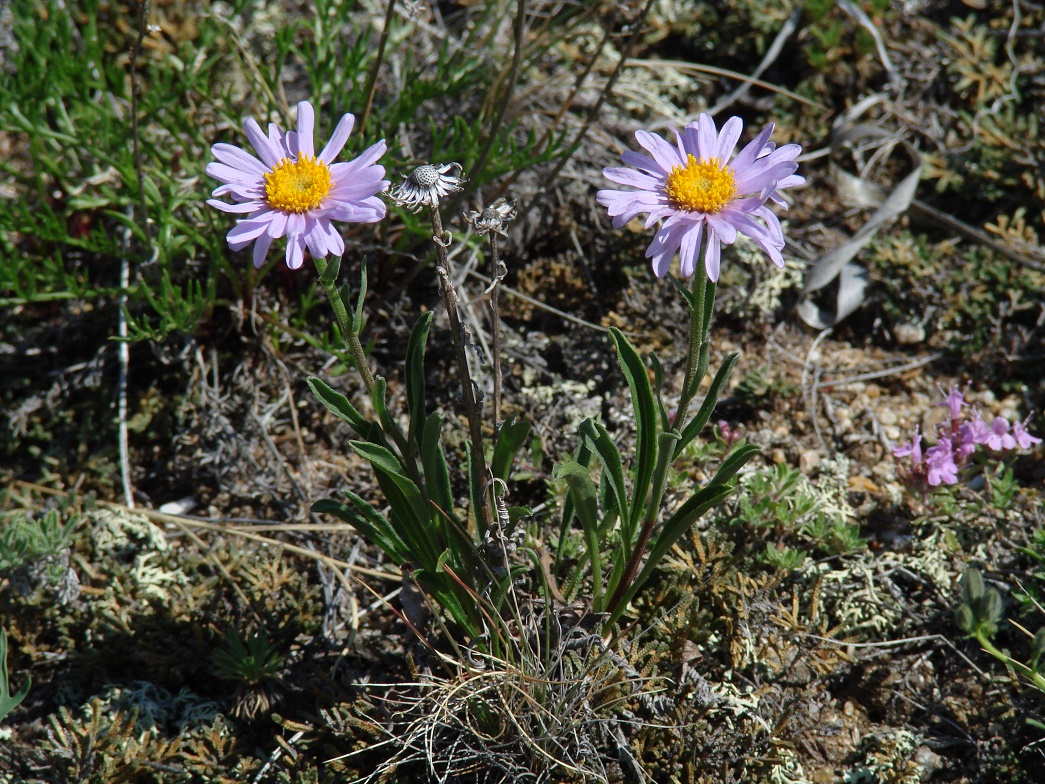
390,163 -> 465,213
597,114 -> 803,281
206,101 -> 388,270
466,197 -> 517,236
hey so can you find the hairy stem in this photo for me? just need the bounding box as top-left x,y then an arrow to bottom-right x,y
313,256 -> 375,392
430,207 -> 492,534
672,271 -> 714,430
488,232 -> 504,430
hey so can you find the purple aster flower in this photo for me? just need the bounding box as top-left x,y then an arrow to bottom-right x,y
924,438 -> 959,486
207,101 -> 388,270
597,114 -> 803,281
893,428 -> 923,466
983,416 -> 1018,451
1013,418 -> 1042,450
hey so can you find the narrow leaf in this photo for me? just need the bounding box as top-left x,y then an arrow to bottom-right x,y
675,352 -> 740,456
711,442 -> 760,486
312,497 -> 408,564
307,376 -> 370,438
609,328 -> 657,528
553,461 -> 604,604
492,414 -> 531,481
406,312 -> 434,450
352,258 -> 368,334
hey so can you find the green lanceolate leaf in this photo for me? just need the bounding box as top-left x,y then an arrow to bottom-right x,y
312,497 -> 409,564
0,628 -> 30,724
667,274 -> 694,307
606,482 -> 735,628
555,437 -> 594,571
649,351 -> 671,433
711,442 -> 761,486
349,441 -> 440,567
492,414 -> 531,482
307,376 -> 371,439
609,328 -> 657,529
552,460 -> 604,605
319,255 -> 342,286
406,311 -> 434,451
579,418 -> 631,544
421,412 -> 455,519
675,351 -> 740,457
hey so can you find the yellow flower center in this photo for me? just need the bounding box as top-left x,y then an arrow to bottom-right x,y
263,155 -> 333,213
663,154 -> 737,213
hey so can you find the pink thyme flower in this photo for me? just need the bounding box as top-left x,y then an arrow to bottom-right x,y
938,384 -> 969,422
893,428 -> 923,466
924,438 -> 959,486
207,101 -> 388,269
955,420 -> 982,458
982,416 -> 1018,451
597,114 -> 803,281
1012,419 -> 1042,449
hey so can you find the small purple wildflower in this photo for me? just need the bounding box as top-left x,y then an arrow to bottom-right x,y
1013,419 -> 1042,450
893,429 -> 923,466
925,438 -> 959,486
207,100 -> 388,270
955,419 -> 983,458
938,384 -> 969,422
894,384 -> 1040,491
983,416 -> 1018,451
597,114 -> 803,282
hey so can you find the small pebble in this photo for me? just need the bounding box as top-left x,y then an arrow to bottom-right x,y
799,450 -> 821,473
894,322 -> 925,344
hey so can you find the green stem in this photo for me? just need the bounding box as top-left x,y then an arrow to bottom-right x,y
314,255 -> 375,392
977,634 -> 1045,692
672,270 -> 715,430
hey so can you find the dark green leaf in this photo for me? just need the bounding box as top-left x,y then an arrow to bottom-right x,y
609,328 -> 657,528
710,443 -> 760,486
307,376 -> 370,439
406,312 -> 434,450
421,412 -> 455,519
675,352 -> 739,456
312,497 -> 408,564
491,414 -> 531,482
553,460 -> 604,603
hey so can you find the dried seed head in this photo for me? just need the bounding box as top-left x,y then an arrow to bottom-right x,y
389,162 -> 466,212
466,197 -> 517,236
